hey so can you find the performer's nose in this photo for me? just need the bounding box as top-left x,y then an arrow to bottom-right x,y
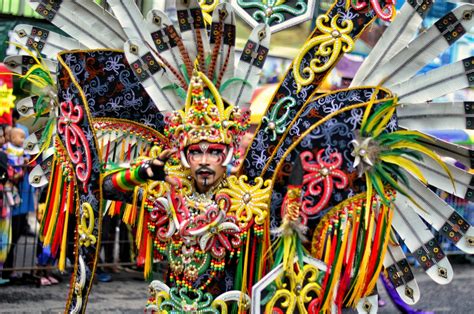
200,153 -> 208,164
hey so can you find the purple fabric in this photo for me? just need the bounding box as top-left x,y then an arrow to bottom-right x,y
381,274 -> 434,314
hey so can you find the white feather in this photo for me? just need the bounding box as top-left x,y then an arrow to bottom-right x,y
222,24 -> 270,107
351,0 -> 432,86
175,0 -> 211,71
408,154 -> 473,200
209,3 -> 236,86
146,9 -> 186,79
364,4 -> 474,87
11,24 -> 84,59
397,101 -> 471,130
108,0 -> 154,47
124,40 -> 181,112
3,55 -> 58,79
398,172 -> 474,254
28,0 -> 126,49
392,199 -> 453,285
383,243 -> 421,305
394,58 -> 472,103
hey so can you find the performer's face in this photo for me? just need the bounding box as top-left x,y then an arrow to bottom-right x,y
186,142 -> 228,193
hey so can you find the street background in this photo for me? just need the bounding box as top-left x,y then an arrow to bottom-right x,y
0,256 -> 472,313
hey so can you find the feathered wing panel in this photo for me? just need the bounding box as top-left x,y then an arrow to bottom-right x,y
383,242 -> 421,305
264,84 -> 474,310
10,24 -> 85,59
393,57 -> 473,104
363,4 -> 474,87
397,101 -> 473,131
48,52 -> 104,313
28,0 -> 127,49
34,50 -> 170,313
4,55 -> 58,81
351,0 -> 434,87
221,23 -> 270,107
257,88 -> 398,312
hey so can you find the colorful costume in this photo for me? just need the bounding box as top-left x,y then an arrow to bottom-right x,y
5,0 -> 474,313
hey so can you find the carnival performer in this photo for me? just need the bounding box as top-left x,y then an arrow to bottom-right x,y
101,70 -> 258,311
6,0 -> 474,313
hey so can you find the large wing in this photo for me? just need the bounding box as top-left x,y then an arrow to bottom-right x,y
242,1 -> 380,181
37,50 -> 171,313
260,2 -> 473,311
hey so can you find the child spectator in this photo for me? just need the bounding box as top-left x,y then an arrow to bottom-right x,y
1,127 -> 29,282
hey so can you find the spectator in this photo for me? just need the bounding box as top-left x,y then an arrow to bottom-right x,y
0,151 -> 11,285
1,127 -> 28,281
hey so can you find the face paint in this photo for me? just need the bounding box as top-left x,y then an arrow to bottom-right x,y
186,142 -> 228,193
186,143 -> 227,164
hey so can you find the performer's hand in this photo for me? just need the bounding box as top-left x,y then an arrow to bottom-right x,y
142,148 -> 177,180
150,148 -> 176,167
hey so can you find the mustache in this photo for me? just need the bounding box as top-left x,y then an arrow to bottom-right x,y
196,167 -> 216,175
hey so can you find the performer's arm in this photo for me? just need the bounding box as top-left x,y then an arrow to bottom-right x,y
102,163 -> 147,202
102,148 -> 175,201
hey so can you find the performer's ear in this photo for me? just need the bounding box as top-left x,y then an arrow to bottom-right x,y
222,147 -> 234,167
180,150 -> 191,168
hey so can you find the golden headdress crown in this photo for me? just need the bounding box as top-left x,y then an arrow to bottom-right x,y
164,70 -> 250,153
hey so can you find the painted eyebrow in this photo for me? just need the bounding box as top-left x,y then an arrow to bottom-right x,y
207,144 -> 226,150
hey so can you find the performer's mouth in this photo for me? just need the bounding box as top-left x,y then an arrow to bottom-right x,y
197,167 -> 215,178
197,170 -> 214,177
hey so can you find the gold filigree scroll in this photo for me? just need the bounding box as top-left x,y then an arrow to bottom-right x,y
293,14 -> 354,92
219,175 -> 272,228
265,263 -> 322,313
165,164 -> 193,196
78,202 -> 96,247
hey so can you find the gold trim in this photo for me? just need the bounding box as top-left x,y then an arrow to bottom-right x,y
260,86 -> 393,177
241,4 -> 378,171
270,95 -> 396,186
57,50 -> 107,313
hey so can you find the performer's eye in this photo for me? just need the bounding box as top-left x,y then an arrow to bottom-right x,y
188,149 -> 202,156
210,149 -> 223,156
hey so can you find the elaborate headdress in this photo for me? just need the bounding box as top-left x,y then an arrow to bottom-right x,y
164,70 -> 250,157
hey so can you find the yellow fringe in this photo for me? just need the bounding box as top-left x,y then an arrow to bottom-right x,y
144,234 -> 153,279
239,230 -> 251,314
58,184 -> 72,272
136,187 -> 148,248
44,177 -> 62,245
322,217 -> 350,312
364,173 -> 373,228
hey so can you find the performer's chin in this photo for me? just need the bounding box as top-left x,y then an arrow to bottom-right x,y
198,173 -> 214,187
